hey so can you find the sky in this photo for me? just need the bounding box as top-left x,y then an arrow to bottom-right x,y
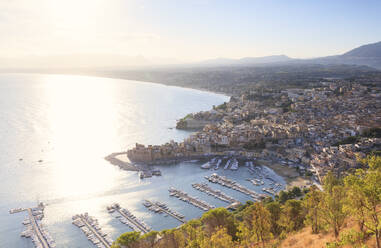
0,0 -> 380,67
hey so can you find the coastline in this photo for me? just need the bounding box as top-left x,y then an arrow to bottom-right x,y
258,159 -> 312,189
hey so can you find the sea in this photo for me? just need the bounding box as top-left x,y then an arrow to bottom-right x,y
0,73 -> 285,247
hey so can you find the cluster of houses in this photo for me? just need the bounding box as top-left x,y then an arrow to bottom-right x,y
127,81 -> 380,181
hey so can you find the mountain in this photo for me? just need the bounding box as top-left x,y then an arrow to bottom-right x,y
305,41 -> 381,69
200,55 -> 292,66
198,41 -> 381,70
342,41 -> 381,57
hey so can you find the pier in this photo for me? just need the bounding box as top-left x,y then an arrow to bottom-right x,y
143,200 -> 186,223
169,187 -> 215,211
192,183 -> 238,203
72,213 -> 113,248
205,173 -> 266,201
10,203 -> 56,248
108,203 -> 151,234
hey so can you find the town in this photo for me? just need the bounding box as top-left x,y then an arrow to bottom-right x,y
127,80 -> 381,183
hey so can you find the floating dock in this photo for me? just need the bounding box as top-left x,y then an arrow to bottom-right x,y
143,200 -> 186,223
107,203 -> 151,234
169,187 -> 215,211
72,213 -> 113,248
192,183 -> 238,203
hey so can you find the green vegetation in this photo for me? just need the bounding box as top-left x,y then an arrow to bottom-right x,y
363,127 -> 381,138
243,140 -> 266,150
332,127 -> 381,146
332,136 -> 360,146
112,155 -> 381,248
214,102 -> 227,110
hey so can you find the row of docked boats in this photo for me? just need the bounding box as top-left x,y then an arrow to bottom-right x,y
72,213 -> 113,248
192,182 -> 238,203
201,157 -> 240,170
9,207 -> 25,214
138,169 -> 162,179
18,203 -> 56,248
169,187 -> 215,211
143,200 -> 185,222
205,173 -> 266,201
247,178 -> 264,186
107,203 -> 151,233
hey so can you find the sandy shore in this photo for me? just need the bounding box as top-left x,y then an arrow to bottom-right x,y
257,159 -> 312,190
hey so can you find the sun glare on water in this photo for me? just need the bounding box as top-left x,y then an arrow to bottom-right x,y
42,74 -> 122,199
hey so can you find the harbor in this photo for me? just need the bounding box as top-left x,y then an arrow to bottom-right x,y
169,187 -> 215,211
72,213 -> 113,248
192,183 -> 238,203
11,203 -> 56,248
143,200 -> 186,223
107,203 -> 151,234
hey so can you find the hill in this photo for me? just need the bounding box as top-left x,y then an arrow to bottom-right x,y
342,41 -> 381,57
199,41 -> 381,69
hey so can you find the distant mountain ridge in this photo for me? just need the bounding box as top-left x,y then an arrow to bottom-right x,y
342,41 -> 381,57
199,41 -> 381,69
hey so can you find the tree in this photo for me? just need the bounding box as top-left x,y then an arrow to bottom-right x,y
238,202 -> 272,247
111,231 -> 140,248
290,186 -> 302,198
200,227 -> 235,248
320,185 -> 348,238
346,155 -> 381,248
323,171 -> 341,194
183,220 -> 205,248
277,190 -> 289,204
344,171 -> 368,233
201,208 -> 237,239
303,185 -> 324,233
265,201 -> 282,236
279,199 -> 306,233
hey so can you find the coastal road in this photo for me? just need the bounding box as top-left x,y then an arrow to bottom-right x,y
27,208 -> 51,248
79,216 -> 111,248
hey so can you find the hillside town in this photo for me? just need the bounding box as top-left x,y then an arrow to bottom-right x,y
127,80 -> 381,183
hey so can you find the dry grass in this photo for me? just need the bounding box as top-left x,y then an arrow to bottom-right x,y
280,228 -> 335,248
279,218 -> 377,248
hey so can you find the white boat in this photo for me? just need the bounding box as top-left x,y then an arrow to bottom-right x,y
215,159 -> 221,170
224,160 -> 231,170
230,159 -> 238,170
201,162 -> 211,169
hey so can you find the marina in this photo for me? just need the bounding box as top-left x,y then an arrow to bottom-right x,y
13,203 -> 56,248
72,213 -> 113,248
107,203 -> 151,234
143,200 -> 186,223
205,173 -> 266,201
247,178 -> 264,186
169,187 -> 215,211
192,183 -> 238,203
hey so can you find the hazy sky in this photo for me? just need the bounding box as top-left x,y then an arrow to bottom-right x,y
1,0 -> 380,66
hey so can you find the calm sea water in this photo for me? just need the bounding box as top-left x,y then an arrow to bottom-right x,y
0,74 -> 284,248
